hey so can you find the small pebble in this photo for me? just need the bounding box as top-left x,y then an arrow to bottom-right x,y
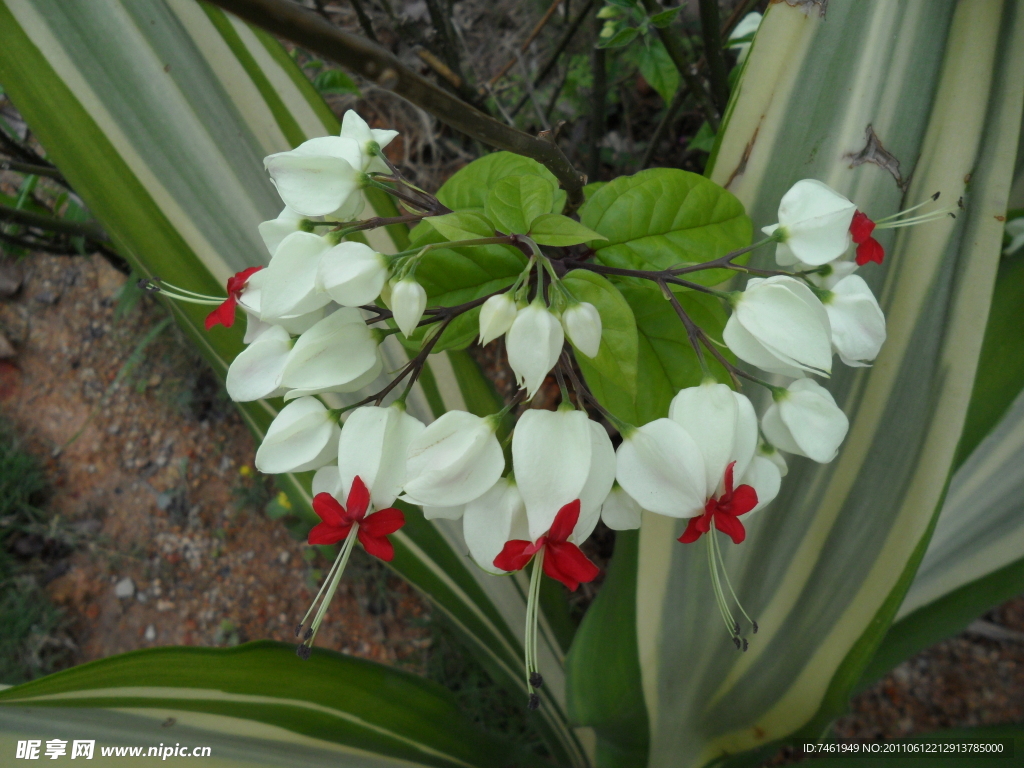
114,577 -> 135,599
144,624 -> 157,641
277,551 -> 291,565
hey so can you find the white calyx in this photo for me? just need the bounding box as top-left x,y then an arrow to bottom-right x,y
506,300 -> 564,399
279,308 -> 383,399
255,396 -> 340,474
762,179 -> 857,267
391,278 -> 428,338
258,206 -> 306,257
333,404 -> 425,509
339,110 -> 400,174
761,378 -> 850,463
316,241 -> 390,308
822,274 -> 886,367
259,231 -> 334,322
225,324 -> 292,402
561,301 -> 603,358
264,135 -> 366,219
478,293 -> 518,346
463,477 -> 529,575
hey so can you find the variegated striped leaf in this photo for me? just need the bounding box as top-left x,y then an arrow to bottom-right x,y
0,2 -> 585,763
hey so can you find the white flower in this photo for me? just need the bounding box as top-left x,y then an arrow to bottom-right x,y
758,440 -> 788,477
335,404 -> 425,509
727,12 -> 762,64
761,378 -> 849,463
237,268 -> 324,342
280,308 -> 383,399
264,135 -> 366,218
391,278 -> 428,337
463,477 -> 529,574
805,259 -> 859,290
258,206 -> 305,257
823,275 -> 886,367
600,484 -> 642,530
225,324 -> 291,402
617,381 -> 781,519
478,293 -> 518,346
561,302 -> 602,358
572,420 -> 616,545
506,300 -> 564,399
259,231 -> 333,321
723,275 -> 833,377
512,407 -> 593,540
402,411 -> 505,508
339,110 -> 399,174
255,396 -> 340,474
762,180 -> 857,266
316,241 -> 390,307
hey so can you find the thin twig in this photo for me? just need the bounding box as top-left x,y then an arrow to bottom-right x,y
488,0 -> 564,87
698,0 -> 730,113
206,0 -> 587,204
0,158 -> 67,182
417,49 -> 463,90
0,204 -> 108,240
347,0 -> 379,43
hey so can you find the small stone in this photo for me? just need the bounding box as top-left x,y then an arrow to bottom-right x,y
136,592 -> 148,604
114,577 -> 135,599
34,290 -> 59,305
156,599 -> 175,612
144,624 -> 157,642
0,258 -> 23,297
0,331 -> 15,359
147,373 -> 162,388
277,551 -> 291,565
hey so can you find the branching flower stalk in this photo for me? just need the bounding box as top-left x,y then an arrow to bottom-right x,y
145,109 -> 954,709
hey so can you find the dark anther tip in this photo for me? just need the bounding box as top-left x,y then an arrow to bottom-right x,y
138,277 -> 161,293
733,621 -> 740,635
529,672 -> 544,689
732,637 -> 741,650
303,628 -> 313,641
294,623 -> 303,638
932,191 -> 941,201
527,694 -> 541,711
742,638 -> 749,652
752,621 -> 759,634
295,644 -> 312,660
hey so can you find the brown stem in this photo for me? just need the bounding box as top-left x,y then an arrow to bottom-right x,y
0,203 -> 108,240
205,0 -> 586,205
488,0 -> 564,87
0,158 -> 67,182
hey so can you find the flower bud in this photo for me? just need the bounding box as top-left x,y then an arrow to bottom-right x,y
316,241 -> 390,307
226,325 -> 291,402
391,278 -> 428,338
562,302 -> 602,358
822,275 -> 886,367
280,308 -> 383,399
761,179 -> 857,266
600,484 -> 642,531
255,396 -> 340,474
478,293 -> 517,346
336,404 -> 425,509
723,276 -> 832,377
761,378 -> 849,463
506,300 -> 564,399
402,411 -> 505,508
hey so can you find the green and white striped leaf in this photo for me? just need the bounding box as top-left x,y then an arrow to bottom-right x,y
0,2 -> 584,763
0,641 -> 548,768
568,2 -> 1024,766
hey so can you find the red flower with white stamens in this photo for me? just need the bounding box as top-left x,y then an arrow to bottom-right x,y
679,461 -> 758,545
493,499 -> 599,591
205,266 -> 263,330
308,476 -> 404,561
850,211 -> 884,266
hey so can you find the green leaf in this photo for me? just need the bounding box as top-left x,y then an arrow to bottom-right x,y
597,26 -> 640,49
425,211 -> 496,242
562,270 -> 638,395
0,641 -> 547,768
604,0 -> 639,8
529,213 -> 605,246
312,68 -> 360,96
687,121 -> 717,153
485,175 -> 555,235
436,151 -> 564,213
577,281 -> 730,425
649,6 -> 683,28
578,167 -> 751,285
633,39 -> 680,104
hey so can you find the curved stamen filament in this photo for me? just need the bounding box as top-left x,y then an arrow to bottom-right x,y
296,524 -> 359,657
524,548 -> 546,708
711,529 -> 756,635
706,533 -> 738,641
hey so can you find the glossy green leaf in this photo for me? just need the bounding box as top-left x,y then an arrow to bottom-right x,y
632,39 -> 679,104
312,68 -> 360,96
578,168 -> 751,286
0,642 -> 547,768
485,175 -> 554,235
576,281 -> 729,426
436,151 -> 565,214
425,211 -> 496,243
597,26 -> 640,49
562,269 -> 639,396
529,213 -> 605,246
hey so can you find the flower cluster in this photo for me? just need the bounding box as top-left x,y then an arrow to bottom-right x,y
153,110 -> 952,706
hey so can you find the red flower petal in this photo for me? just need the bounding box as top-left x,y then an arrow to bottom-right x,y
312,492 -> 348,527
493,540 -> 535,572
204,297 -> 237,330
226,266 -> 263,296
678,516 -> 707,544
714,513 -> 747,545
359,507 -> 405,537
358,529 -> 395,561
849,211 -> 876,243
855,237 -> 885,266
346,476 -> 371,522
722,461 -> 736,498
723,485 -> 758,517
544,540 -> 599,591
548,500 -> 581,544
308,521 -> 351,546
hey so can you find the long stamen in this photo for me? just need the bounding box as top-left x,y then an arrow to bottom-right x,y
874,208 -> 955,229
296,525 -> 359,659
872,192 -> 941,224
711,529 -> 757,635
524,548 -> 545,710
140,279 -> 225,304
706,533 -> 738,643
